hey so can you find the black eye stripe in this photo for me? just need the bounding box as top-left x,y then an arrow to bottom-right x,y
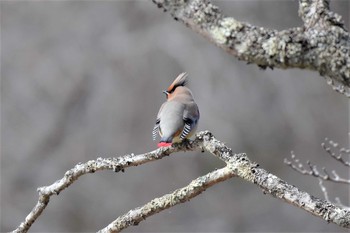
169,80 -> 187,93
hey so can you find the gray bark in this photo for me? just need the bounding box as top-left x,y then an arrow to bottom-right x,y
151,0 -> 350,96
13,131 -> 350,233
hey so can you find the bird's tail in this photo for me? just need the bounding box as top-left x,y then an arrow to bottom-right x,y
158,136 -> 173,147
157,142 -> 172,147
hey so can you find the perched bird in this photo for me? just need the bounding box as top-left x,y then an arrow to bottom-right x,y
153,72 -> 200,147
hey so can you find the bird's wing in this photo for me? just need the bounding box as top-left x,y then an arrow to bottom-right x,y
152,102 -> 166,140
180,102 -> 200,139
152,119 -> 160,141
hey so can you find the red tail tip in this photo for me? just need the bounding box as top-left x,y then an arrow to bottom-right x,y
157,142 -> 172,148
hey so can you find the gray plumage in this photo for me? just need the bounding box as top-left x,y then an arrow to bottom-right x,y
153,73 -> 199,145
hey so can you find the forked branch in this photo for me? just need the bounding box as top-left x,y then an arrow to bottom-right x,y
13,131 -> 350,233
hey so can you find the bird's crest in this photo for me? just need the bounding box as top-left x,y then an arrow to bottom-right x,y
167,72 -> 188,93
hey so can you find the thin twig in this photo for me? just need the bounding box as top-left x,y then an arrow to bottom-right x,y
322,138 -> 350,167
318,179 -> 350,211
285,152 -> 350,184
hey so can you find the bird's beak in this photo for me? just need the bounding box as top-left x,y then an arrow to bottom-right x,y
162,90 -> 169,95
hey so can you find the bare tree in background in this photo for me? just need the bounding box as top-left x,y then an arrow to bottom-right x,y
12,0 -> 350,232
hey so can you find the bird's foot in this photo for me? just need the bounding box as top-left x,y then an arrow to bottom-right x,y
181,138 -> 192,149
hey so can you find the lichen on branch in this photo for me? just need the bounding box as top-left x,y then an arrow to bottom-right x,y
151,0 -> 350,96
13,131 -> 350,233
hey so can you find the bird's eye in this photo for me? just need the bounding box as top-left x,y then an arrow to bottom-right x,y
163,90 -> 170,98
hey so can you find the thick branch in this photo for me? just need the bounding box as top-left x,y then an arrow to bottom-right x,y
13,131 -> 350,233
299,0 -> 344,29
151,0 -> 350,96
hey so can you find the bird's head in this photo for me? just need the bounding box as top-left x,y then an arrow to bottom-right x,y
163,72 -> 188,100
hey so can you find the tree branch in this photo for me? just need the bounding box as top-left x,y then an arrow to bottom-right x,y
151,0 -> 350,96
285,137 -> 350,210
13,131 -> 350,232
298,0 -> 344,29
12,147 -> 182,233
98,166 -> 235,233
322,137 -> 350,167
285,152 -> 350,184
318,179 -> 350,211
285,136 -> 350,185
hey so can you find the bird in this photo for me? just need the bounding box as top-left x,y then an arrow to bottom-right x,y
152,72 -> 200,147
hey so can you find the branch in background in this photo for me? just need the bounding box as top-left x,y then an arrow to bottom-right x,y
285,137 -> 350,210
285,151 -> 350,184
13,131 -> 350,233
322,137 -> 350,167
318,179 -> 350,211
151,0 -> 350,96
285,136 -> 350,184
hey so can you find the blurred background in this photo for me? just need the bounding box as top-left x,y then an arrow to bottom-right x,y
1,0 -> 349,232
